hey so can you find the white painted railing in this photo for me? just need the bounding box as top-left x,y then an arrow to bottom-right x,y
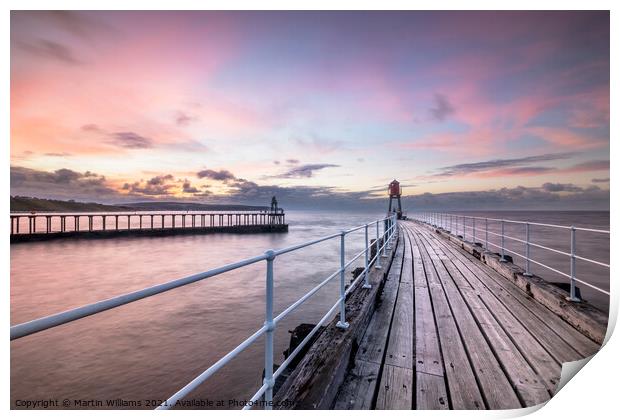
10,214 -> 398,410
409,212 -> 610,301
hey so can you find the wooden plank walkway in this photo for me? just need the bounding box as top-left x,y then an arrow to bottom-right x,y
334,221 -> 600,410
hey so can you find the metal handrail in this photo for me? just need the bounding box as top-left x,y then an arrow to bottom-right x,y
10,213 -> 398,410
410,212 -> 609,299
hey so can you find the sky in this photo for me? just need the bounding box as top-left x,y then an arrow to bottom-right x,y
10,11 -> 610,210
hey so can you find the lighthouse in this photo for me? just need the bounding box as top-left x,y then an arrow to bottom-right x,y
387,180 -> 403,219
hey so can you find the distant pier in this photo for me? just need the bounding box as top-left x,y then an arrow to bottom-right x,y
10,210 -> 287,243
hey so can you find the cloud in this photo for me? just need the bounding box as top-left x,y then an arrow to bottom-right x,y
429,93 -> 455,121
146,174 -> 174,185
401,183 -> 608,211
273,160 -> 281,165
182,180 -> 200,193
196,169 -> 237,182
175,111 -> 195,126
9,166 -> 610,211
10,166 -> 118,200
161,140 -> 210,153
541,182 -> 584,192
122,174 -> 176,196
592,177 -> 609,183
14,39 -> 82,65
432,153 -> 575,177
108,132 -> 153,149
81,123 -> 102,132
286,159 -> 300,164
563,160 -> 609,172
16,11 -> 114,41
44,152 -> 72,157
271,163 -> 340,179
295,135 -> 344,154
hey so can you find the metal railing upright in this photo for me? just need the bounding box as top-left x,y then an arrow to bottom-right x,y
409,212 -> 610,301
10,214 -> 398,410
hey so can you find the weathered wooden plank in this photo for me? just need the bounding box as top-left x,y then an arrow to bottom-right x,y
458,287 -> 551,407
446,247 -> 583,363
429,222 -> 607,344
412,226 -> 565,391
333,233 -> 405,409
400,229 -> 413,284
413,230 -> 523,409
416,372 -> 449,410
411,228 -> 426,289
376,365 -> 413,410
413,284 -> 444,377
424,229 -> 599,358
383,281 -> 413,369
274,237 -> 399,409
356,233 -> 405,365
333,360 -> 380,410
406,228 -> 447,390
409,229 -> 485,410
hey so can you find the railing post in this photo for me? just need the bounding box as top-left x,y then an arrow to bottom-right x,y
363,224 -> 371,289
381,220 -> 388,257
472,217 -> 476,243
375,221 -> 382,269
500,220 -> 507,262
263,249 -> 275,409
337,231 -> 350,329
463,216 -> 466,241
485,218 -> 489,250
567,226 -> 581,302
524,223 -> 532,276
386,218 -> 393,250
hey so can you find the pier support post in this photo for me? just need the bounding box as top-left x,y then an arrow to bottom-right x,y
374,221 -> 382,269
336,231 -> 349,330
500,220 -> 507,262
472,217 -> 476,243
524,223 -> 532,277
485,218 -> 489,250
362,224 -> 371,289
381,222 -> 388,258
567,226 -> 581,302
263,249 -> 276,408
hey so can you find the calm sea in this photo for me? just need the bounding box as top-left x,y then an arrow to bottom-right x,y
10,210 -> 609,409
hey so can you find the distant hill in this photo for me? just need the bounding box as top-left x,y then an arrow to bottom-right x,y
10,196 -> 132,212
10,196 -> 270,213
124,202 -> 269,211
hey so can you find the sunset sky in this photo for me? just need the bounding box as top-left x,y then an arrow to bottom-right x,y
10,11 -> 610,210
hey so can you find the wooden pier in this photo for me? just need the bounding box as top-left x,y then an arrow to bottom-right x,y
275,220 -> 606,410
10,211 -> 287,243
